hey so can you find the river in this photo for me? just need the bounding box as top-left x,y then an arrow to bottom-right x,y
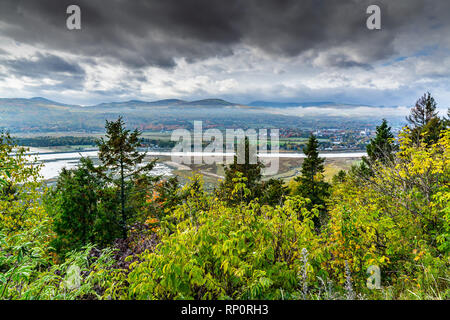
25,148 -> 366,180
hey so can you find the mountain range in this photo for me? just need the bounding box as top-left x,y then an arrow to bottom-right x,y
0,97 -> 395,134
0,97 -> 373,110
0,97 -> 240,110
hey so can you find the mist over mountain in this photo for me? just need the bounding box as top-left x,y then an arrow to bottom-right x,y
0,96 -> 410,134
0,96 -> 327,109
248,101 -> 336,108
0,97 -> 377,109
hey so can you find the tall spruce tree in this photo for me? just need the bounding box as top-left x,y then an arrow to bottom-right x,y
407,92 -> 438,128
407,92 -> 443,145
97,116 -> 155,238
50,157 -> 122,254
218,137 -> 263,204
295,134 -> 329,227
364,119 -> 397,165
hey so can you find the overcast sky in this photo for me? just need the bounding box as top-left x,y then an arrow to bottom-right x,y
0,0 -> 449,109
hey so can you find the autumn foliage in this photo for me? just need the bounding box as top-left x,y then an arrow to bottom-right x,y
0,98 -> 448,300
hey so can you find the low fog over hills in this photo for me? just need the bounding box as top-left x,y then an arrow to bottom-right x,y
0,97 -> 427,134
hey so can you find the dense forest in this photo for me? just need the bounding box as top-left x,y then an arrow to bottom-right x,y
0,93 -> 448,300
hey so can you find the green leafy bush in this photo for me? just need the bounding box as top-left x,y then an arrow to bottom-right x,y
127,178 -> 321,299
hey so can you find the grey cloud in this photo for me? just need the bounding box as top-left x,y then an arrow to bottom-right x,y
315,53 -> 374,70
2,53 -> 85,90
4,53 -> 85,77
0,0 -> 449,69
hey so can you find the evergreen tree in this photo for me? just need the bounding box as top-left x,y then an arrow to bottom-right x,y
407,92 -> 438,127
299,134 -> 325,185
218,137 -> 263,204
294,134 -> 329,227
332,170 -> 347,185
49,157 -> 122,254
421,117 -> 446,146
261,178 -> 288,206
364,119 -> 397,165
444,108 -> 450,128
406,92 -> 443,145
97,116 -> 155,238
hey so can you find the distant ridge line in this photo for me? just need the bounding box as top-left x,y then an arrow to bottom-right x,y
0,96 -> 387,109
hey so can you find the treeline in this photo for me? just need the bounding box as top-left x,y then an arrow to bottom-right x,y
12,134 -> 351,151
13,136 -> 98,147
140,138 -> 176,149
12,135 -> 176,149
0,93 -> 448,300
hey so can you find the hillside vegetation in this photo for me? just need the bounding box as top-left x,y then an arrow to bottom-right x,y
0,94 -> 448,300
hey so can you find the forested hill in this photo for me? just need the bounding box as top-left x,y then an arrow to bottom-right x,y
0,97 -> 238,110
0,97 -> 397,134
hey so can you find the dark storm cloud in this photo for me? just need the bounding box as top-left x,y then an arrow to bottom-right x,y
0,0 -> 449,69
2,53 -> 86,90
4,53 -> 85,77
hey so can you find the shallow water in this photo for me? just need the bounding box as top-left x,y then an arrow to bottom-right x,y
26,150 -> 173,180
29,150 -> 365,180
